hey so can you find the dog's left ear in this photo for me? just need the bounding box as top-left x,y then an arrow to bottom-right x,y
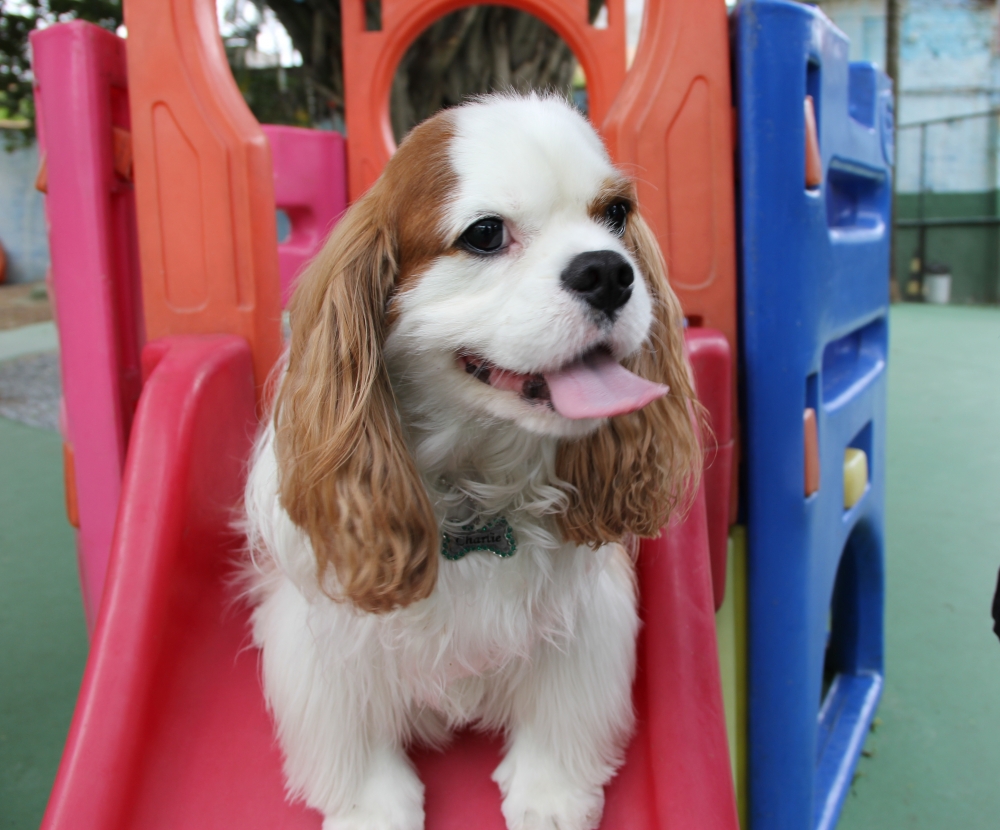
555,211 -> 702,544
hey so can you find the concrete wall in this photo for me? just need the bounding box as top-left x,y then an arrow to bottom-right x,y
819,0 -> 1000,303
0,139 -> 49,285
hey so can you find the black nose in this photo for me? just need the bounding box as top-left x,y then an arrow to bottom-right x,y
560,251 -> 634,317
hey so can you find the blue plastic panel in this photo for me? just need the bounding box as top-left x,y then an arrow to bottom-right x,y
734,2 -> 892,828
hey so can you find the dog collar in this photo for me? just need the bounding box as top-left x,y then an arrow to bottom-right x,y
441,516 -> 517,561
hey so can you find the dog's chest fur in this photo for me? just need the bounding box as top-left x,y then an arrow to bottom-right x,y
396,422 -> 598,692
248,420 -> 616,725
384,530 -> 609,711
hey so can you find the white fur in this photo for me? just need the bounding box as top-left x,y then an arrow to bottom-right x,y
392,95 -> 652,439
245,95 -> 644,830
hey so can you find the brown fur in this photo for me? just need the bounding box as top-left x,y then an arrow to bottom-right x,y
587,178 -> 636,222
275,107 -> 700,612
555,211 -> 702,544
274,113 -> 456,613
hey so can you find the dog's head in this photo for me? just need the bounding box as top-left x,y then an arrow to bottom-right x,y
275,94 -> 700,613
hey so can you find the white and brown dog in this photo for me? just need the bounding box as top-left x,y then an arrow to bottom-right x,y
244,93 -> 699,830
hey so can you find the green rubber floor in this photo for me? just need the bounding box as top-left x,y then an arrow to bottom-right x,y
0,304 -> 998,829
837,304 -> 1000,829
0,416 -> 86,830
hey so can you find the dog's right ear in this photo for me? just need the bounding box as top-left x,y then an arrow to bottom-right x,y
274,189 -> 439,614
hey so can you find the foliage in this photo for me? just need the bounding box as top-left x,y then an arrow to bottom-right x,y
230,63 -> 313,129
0,0 -> 121,149
390,6 -> 585,142
263,0 -> 601,141
2,0 -> 594,151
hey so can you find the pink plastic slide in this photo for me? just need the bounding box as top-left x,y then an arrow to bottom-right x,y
40,329 -> 738,830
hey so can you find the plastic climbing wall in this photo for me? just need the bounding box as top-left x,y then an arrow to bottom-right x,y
735,2 -> 892,827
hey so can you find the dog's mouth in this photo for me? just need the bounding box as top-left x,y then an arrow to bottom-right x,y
457,348 -> 669,420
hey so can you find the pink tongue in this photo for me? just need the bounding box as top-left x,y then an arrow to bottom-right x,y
544,351 -> 669,420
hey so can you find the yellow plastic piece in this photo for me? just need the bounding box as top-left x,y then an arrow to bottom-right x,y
716,526 -> 748,828
843,448 -> 868,509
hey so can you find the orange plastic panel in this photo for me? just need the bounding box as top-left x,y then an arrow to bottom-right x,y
603,0 -> 736,357
340,0 -> 627,201
804,407 -> 820,497
804,95 -> 822,188
603,0 -> 739,511
124,0 -> 282,398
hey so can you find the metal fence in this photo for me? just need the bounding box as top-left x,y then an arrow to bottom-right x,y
895,109 -> 1000,286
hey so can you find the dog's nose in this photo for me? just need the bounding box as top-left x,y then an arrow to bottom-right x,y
560,251 -> 634,316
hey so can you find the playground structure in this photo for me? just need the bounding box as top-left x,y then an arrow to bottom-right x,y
28,0 -> 890,828
735,4 -> 892,828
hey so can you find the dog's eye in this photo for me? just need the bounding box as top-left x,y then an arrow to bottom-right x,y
458,217 -> 506,254
605,202 -> 630,237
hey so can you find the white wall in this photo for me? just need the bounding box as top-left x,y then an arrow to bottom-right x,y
820,0 -> 1000,194
0,138 -> 49,284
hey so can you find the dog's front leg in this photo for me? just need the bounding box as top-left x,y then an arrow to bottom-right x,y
255,580 -> 424,830
492,549 -> 639,830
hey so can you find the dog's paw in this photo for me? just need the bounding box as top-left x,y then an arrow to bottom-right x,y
493,750 -> 604,830
322,751 -> 425,830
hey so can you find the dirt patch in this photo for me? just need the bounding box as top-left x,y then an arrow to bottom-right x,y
0,282 -> 53,331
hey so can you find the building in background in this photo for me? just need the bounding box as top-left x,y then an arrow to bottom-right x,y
821,0 -> 1000,304
0,138 -> 48,285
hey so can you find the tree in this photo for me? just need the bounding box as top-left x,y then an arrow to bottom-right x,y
0,0 -> 122,149
262,0 -> 600,141
2,0 -> 596,149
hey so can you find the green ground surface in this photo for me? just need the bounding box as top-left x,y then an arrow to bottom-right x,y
838,304 -> 1000,829
0,304 -> 998,828
0,417 -> 87,830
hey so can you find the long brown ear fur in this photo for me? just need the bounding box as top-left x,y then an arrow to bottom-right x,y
555,212 -> 702,544
273,186 -> 439,614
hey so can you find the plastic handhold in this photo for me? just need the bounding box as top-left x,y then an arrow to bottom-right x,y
843,448 -> 868,509
805,95 -> 822,188
61,442 -> 80,528
262,125 -> 347,306
112,127 -> 133,180
34,154 -> 48,193
804,407 -> 820,496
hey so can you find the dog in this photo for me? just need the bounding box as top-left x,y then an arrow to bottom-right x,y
244,93 -> 700,830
